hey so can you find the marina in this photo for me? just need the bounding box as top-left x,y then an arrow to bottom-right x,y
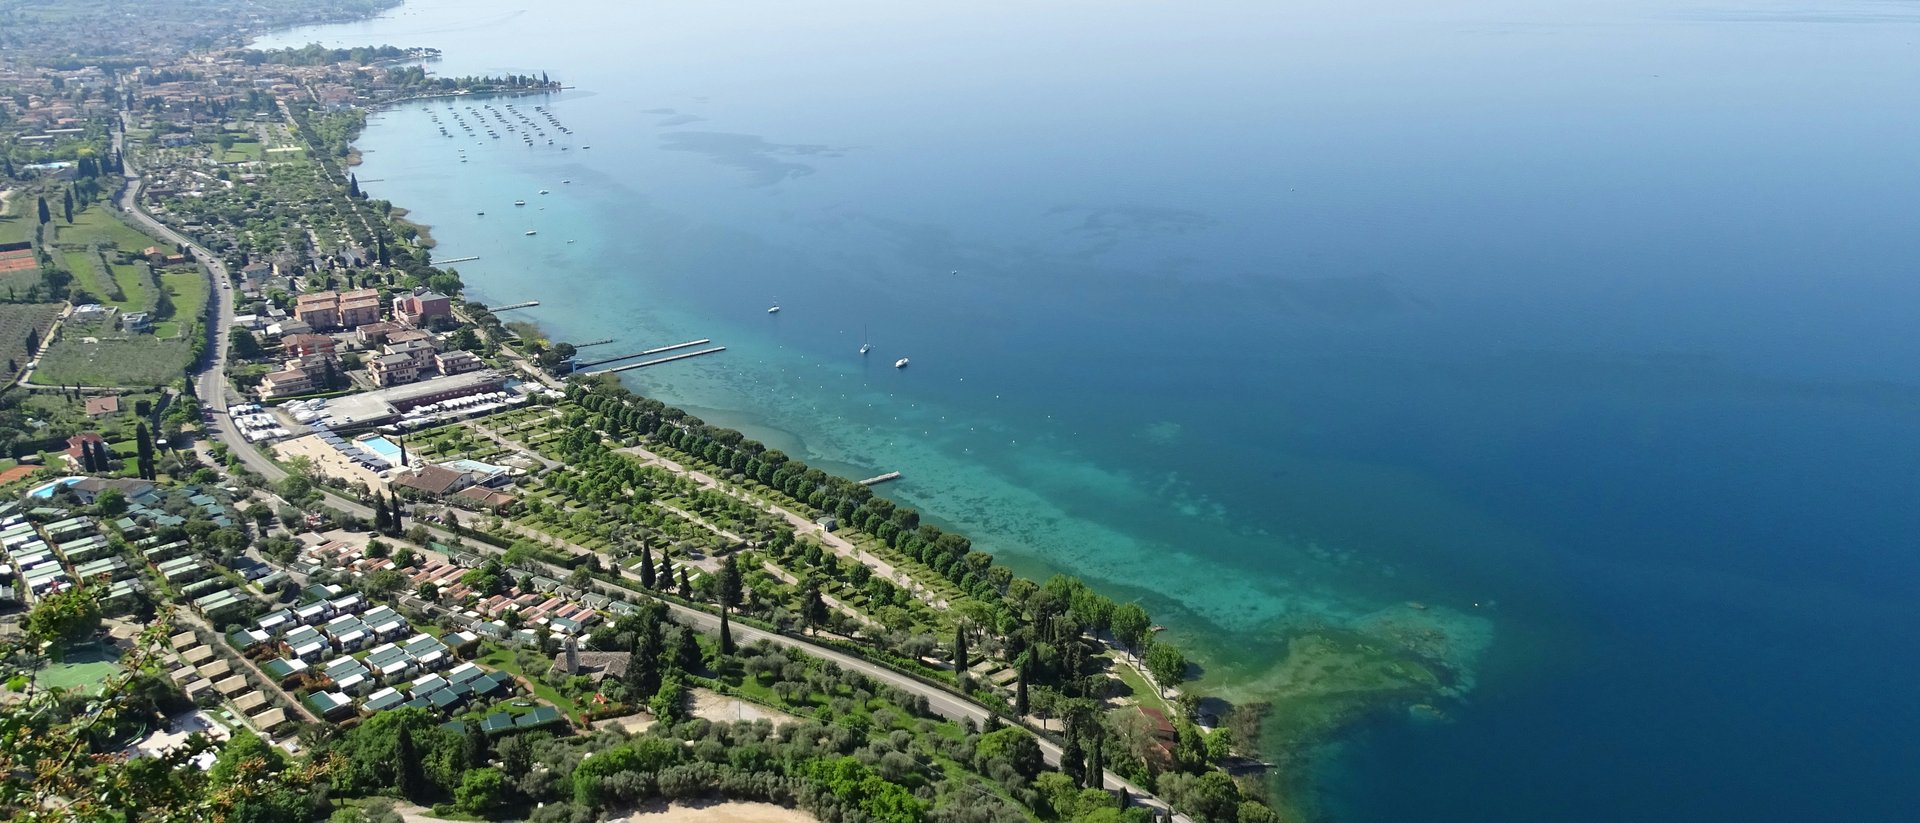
571,339 -> 714,370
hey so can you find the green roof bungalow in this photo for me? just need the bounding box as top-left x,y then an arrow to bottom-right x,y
480,713 -> 516,734
362,687 -> 406,714
428,688 -> 461,712
112,517 -> 146,538
42,517 -> 96,544
515,706 -> 563,729
304,691 -> 355,720
180,577 -> 227,598
193,588 -> 251,620
74,556 -> 131,582
260,657 -> 308,684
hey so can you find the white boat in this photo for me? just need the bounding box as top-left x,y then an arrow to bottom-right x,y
538,189 -> 549,194
524,230 -> 537,236
894,357 -> 910,369
514,200 -> 526,206
767,305 -> 781,314
860,324 -> 871,355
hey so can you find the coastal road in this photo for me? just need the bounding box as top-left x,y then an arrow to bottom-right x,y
129,123 -> 1192,823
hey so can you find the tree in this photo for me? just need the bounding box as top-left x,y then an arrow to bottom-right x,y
37,195 -> 49,224
135,422 -> 155,480
974,727 -> 1043,779
718,553 -> 742,612
389,492 -> 404,532
364,569 -> 405,597
62,189 -> 73,223
1112,602 -> 1152,657
953,626 -> 969,674
718,607 -> 734,654
455,767 -> 506,813
373,496 -> 392,533
638,543 -> 655,588
463,720 -> 491,768
1144,643 -> 1188,697
393,722 -> 425,800
24,326 -> 37,355
676,567 -> 692,598
674,625 -> 702,673
95,488 -> 127,517
1014,660 -> 1029,715
227,327 -> 262,359
801,581 -> 826,634
25,585 -> 103,657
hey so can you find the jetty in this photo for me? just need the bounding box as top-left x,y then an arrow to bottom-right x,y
583,346 -> 726,375
572,339 -> 711,370
858,471 -> 902,486
572,338 -> 615,348
432,255 -> 481,264
491,300 -> 540,312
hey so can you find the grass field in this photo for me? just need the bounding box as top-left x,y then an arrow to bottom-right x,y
0,191 -> 34,245
154,269 -> 209,337
36,644 -> 122,695
214,140 -> 265,164
53,206 -> 161,253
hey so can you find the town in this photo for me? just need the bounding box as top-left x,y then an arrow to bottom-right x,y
0,5 -> 1280,823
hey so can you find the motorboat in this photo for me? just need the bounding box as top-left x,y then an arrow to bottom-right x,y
894,358 -> 910,369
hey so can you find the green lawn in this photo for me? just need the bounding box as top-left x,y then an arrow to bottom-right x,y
55,206 -> 160,253
477,645 -> 584,724
154,269 -> 209,337
213,140 -> 265,163
108,259 -> 153,311
36,644 -> 122,695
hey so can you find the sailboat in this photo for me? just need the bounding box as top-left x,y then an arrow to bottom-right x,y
767,303 -> 781,314
859,325 -> 872,355
894,357 -> 910,369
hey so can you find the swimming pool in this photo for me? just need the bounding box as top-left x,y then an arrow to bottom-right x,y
356,436 -> 402,462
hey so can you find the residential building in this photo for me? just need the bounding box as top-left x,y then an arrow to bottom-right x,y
281,333 -> 338,359
435,350 -> 482,375
368,352 -> 419,387
392,291 -> 451,328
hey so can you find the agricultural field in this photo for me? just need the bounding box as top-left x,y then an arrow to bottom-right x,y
154,269 -> 209,337
0,302 -> 63,382
33,315 -> 195,388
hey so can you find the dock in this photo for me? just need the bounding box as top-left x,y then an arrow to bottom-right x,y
573,339 -> 711,370
584,346 -> 726,375
572,338 -> 615,349
858,471 -> 902,486
491,300 -> 539,312
432,255 -> 481,264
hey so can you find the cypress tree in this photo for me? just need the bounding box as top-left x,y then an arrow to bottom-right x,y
24,327 -> 37,355
718,608 -> 734,654
718,553 -> 741,612
397,437 -> 408,467
1014,662 -> 1029,715
135,422 -> 154,480
677,567 -> 691,598
657,557 -> 672,589
463,717 -> 490,768
62,189 -> 73,223
638,544 -> 655,588
953,627 -> 969,674
1061,730 -> 1086,787
374,496 -> 392,533
394,723 -> 423,799
389,492 -> 403,532
1087,731 -> 1105,787
37,196 -> 49,224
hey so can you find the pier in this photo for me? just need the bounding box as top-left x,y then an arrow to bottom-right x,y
491,300 -> 540,312
584,346 -> 726,375
858,471 -> 902,486
433,255 -> 481,264
572,339 -> 712,370
572,338 -> 615,348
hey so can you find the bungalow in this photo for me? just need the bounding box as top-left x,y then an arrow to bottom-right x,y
254,707 -> 293,734
294,600 -> 332,625
322,656 -> 372,695
284,625 -> 330,661
362,605 -> 409,640
323,614 -> 369,651
256,608 -> 295,637
362,686 -> 407,713
390,464 -> 469,497
304,691 -> 355,720
260,656 -> 309,684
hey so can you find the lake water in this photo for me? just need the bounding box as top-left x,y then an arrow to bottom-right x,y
261,1 -> 1920,820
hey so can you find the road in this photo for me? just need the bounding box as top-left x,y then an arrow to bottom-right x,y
119,115 -> 1190,823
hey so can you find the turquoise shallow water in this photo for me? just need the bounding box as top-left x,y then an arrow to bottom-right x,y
263,1 -> 1920,820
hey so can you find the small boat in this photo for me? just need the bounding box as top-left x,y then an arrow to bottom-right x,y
538,189 -> 549,195
524,230 -> 537,236
514,200 -> 526,206
583,145 -> 592,149
859,324 -> 871,355
476,211 -> 484,216
767,305 -> 781,314
894,357 -> 910,369
561,179 -> 571,184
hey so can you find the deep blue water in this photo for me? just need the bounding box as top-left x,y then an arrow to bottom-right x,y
262,1 -> 1920,820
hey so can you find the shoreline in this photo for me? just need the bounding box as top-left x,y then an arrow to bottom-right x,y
315,18 -> 1482,822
